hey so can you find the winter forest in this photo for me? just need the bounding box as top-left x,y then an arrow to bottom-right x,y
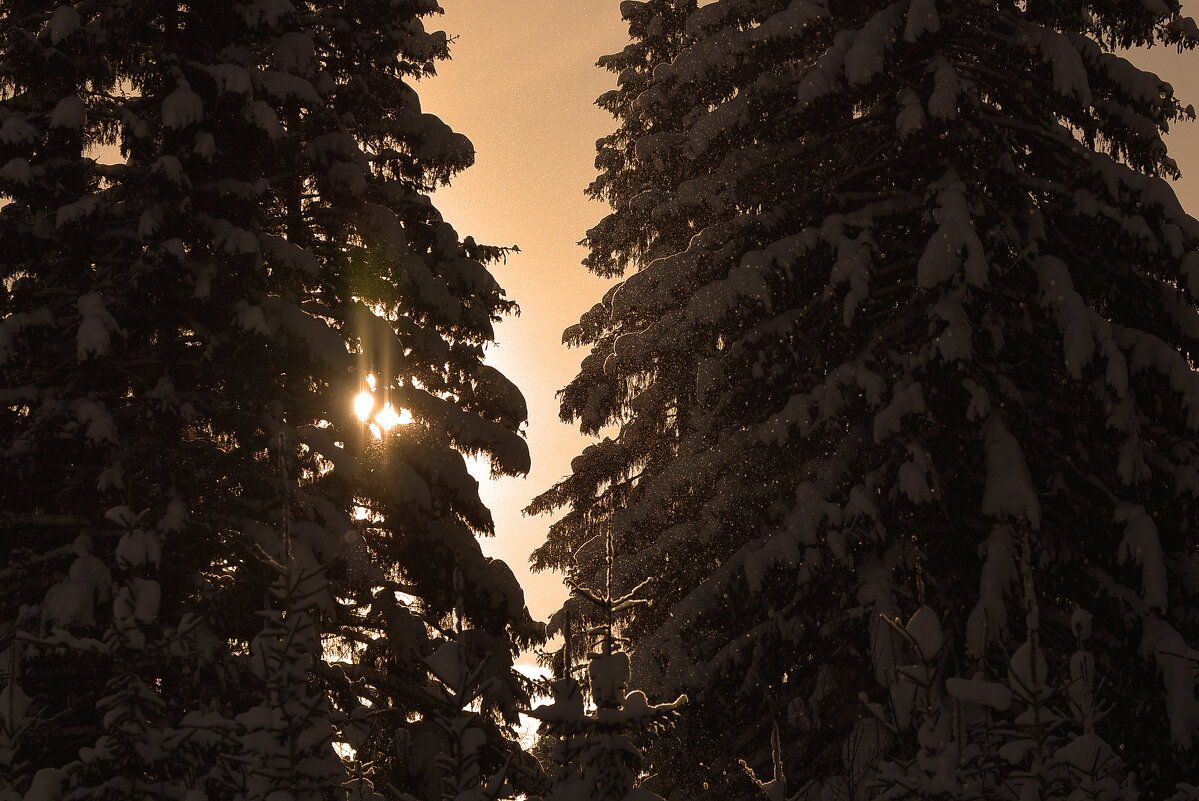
4,0 -> 1199,799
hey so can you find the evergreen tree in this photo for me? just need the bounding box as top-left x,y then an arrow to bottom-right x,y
0,1 -> 539,799
531,528 -> 683,801
534,1 -> 1199,799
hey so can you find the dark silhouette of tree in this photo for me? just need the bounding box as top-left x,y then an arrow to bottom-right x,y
534,1 -> 1199,798
0,1 -> 539,798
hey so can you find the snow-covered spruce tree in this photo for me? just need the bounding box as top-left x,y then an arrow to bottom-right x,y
533,1 -> 1199,799
529,0 -> 699,620
528,0 -> 697,667
530,529 -> 683,801
0,1 -> 540,799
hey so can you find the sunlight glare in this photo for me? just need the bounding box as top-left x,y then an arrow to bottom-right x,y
375,402 -> 412,431
353,391 -> 374,422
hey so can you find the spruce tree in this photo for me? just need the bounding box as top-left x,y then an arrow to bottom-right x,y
534,1 -> 1199,798
531,529 -> 683,801
0,1 -> 539,799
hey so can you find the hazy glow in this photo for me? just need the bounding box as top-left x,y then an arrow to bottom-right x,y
375,402 -> 413,430
353,391 -> 374,421
355,387 -> 414,437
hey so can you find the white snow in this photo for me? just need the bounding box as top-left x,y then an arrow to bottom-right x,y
917,172 -> 988,288
857,556 -> 901,685
896,89 -> 926,138
117,528 -> 163,569
797,30 -> 855,110
193,131 -> 216,160
21,768 -> 63,801
0,116 -> 37,145
927,57 -> 961,120
981,417 -> 1041,528
962,378 -> 989,422
48,95 -> 85,130
263,298 -> 349,370
208,218 -> 260,254
133,579 -> 160,623
73,398 -> 117,444
784,482 -> 840,545
904,0 -> 939,41
1117,324 -> 1199,428
744,532 -> 801,593
844,4 -> 903,86
76,293 -> 116,359
889,664 -> 926,730
43,580 -> 95,627
162,82 -> 203,129
945,676 -> 1012,710
966,526 -> 1018,655
259,235 -> 318,274
1008,640 -> 1049,700
274,32 -> 315,73
1139,617 -> 1197,748
897,452 -> 933,504
873,381 -> 927,443
905,605 -> 943,661
1116,504 -> 1168,612
1035,256 -> 1095,379
1024,26 -> 1093,105
828,232 -> 873,324
1071,608 -> 1093,641
1054,732 -> 1116,774
55,195 -> 99,228
151,156 -> 186,185
246,100 -> 283,139
47,5 -> 80,44
1068,647 -> 1095,725
138,205 -> 162,240
930,296 -> 973,362
260,71 -> 323,106
205,64 -> 252,96
0,157 -> 31,185
236,303 -> 272,336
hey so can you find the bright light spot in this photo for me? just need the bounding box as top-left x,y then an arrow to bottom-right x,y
465,453 -> 491,484
365,373 -> 377,391
375,402 -> 409,431
354,391 -> 374,421
368,422 -> 382,439
516,662 -> 552,749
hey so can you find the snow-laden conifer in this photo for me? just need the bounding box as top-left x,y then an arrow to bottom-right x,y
1,1 -> 539,798
530,526 -> 683,801
534,1 -> 1199,798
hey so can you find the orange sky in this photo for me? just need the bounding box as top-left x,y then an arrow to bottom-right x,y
418,1 -> 1199,622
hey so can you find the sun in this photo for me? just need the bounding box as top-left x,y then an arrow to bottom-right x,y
354,377 -> 413,435
353,391 -> 374,422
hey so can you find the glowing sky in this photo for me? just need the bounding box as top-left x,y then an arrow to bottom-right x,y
418,1 -> 1199,622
